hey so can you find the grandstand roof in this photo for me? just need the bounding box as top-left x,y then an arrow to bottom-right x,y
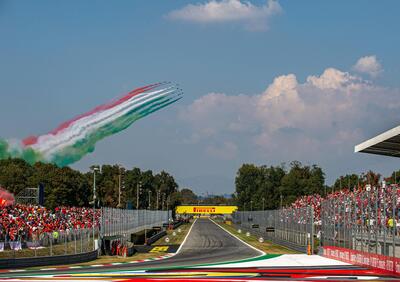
355,125 -> 400,157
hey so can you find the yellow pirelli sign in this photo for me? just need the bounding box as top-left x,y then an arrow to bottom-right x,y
176,205 -> 238,214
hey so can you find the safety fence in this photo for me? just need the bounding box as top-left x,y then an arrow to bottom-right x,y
100,208 -> 170,256
0,227 -> 99,259
1,208 -> 171,259
232,207 -> 314,253
100,208 -> 170,238
320,185 -> 400,258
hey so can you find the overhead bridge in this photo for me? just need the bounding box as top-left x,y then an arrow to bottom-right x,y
176,205 -> 238,215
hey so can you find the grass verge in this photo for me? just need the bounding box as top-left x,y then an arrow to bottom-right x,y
215,221 -> 300,254
153,221 -> 193,246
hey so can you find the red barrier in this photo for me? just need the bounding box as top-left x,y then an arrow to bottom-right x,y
323,246 -> 400,276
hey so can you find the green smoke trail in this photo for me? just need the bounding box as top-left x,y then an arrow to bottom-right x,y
0,90 -> 182,167
0,138 -> 43,164
49,94 -> 182,167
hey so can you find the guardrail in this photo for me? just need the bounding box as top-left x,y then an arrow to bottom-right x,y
232,207 -> 314,253
320,186 -> 400,258
0,249 -> 98,269
0,228 -> 99,259
146,230 -> 167,245
101,208 -> 170,238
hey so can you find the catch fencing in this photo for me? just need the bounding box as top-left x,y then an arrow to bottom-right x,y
320,185 -> 400,258
232,207 -> 314,253
100,208 -> 170,240
0,227 -> 99,259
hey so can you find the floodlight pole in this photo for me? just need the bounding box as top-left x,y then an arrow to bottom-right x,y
148,190 -> 152,210
137,182 -> 141,209
92,166 -> 99,250
118,166 -> 121,208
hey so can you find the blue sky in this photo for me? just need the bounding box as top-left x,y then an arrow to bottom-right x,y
1,0 -> 400,194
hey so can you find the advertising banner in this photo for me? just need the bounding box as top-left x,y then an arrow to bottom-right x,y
323,246 -> 400,275
176,205 -> 238,214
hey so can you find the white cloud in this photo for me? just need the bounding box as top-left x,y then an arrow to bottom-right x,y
167,0 -> 282,31
180,63 -> 400,163
353,55 -> 383,77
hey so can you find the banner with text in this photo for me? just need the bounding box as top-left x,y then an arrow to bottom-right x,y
323,246 -> 400,276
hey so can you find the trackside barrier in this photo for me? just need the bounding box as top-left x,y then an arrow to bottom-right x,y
232,207 -> 314,253
100,208 -> 171,255
101,208 -> 170,237
323,246 -> 400,276
0,228 -> 99,259
320,186 -> 400,258
0,250 -> 98,269
146,230 -> 167,245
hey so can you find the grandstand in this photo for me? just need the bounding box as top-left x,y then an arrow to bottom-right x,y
355,125 -> 400,157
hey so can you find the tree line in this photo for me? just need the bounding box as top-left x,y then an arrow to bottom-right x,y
0,158 -> 181,210
3,157 -> 398,212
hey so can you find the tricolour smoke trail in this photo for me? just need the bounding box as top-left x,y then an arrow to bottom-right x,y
0,82 -> 183,166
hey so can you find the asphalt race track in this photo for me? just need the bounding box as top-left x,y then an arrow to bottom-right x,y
161,218 -> 262,266
0,218 -> 261,277
1,218 -> 398,281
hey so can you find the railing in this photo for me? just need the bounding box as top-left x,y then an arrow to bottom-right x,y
232,206 -> 314,253
0,208 -> 171,259
0,227 -> 99,259
100,208 -> 170,239
320,186 -> 400,258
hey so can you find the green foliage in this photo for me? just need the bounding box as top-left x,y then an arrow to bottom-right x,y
0,158 -> 179,211
235,161 -> 325,209
332,171 -> 381,191
279,161 -> 325,206
0,158 -> 34,194
180,188 -> 198,204
332,173 -> 360,191
235,163 -> 286,210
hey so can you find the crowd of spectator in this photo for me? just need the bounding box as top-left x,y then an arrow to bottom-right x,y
291,184 -> 400,229
0,204 -> 100,243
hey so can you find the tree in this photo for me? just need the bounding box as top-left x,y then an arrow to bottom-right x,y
0,158 -> 181,210
154,171 -> 179,209
124,167 -> 142,209
179,188 -> 198,204
0,158 -> 33,194
27,162 -> 90,209
332,174 -> 361,192
235,164 -> 262,210
389,169 -> 400,185
279,161 -> 325,206
235,163 -> 286,210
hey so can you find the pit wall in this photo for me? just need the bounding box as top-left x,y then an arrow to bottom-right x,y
323,246 -> 400,276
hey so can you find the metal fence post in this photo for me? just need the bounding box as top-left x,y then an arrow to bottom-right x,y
49,233 -> 53,256
375,193 -> 378,254
80,230 -> 83,253
393,186 -> 396,257
383,188 -> 387,256
311,206 -> 314,255
64,231 -> 67,255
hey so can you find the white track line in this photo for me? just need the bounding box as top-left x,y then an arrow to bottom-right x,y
176,218 -> 197,254
126,218 -> 197,266
209,218 -> 265,256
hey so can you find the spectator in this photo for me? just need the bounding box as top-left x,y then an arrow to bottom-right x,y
0,204 -> 100,244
